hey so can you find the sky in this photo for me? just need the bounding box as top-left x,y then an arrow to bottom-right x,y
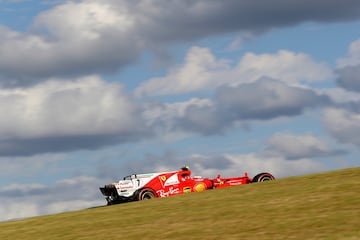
0,0 -> 359,221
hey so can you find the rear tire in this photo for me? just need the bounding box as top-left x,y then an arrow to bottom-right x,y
252,172 -> 275,182
106,197 -> 113,206
138,188 -> 156,201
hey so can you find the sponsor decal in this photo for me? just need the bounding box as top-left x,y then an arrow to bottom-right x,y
164,173 -> 180,186
157,187 -> 180,197
160,176 -> 167,182
183,187 -> 191,193
194,183 -> 206,192
118,186 -> 133,189
117,181 -> 134,189
119,181 -> 132,186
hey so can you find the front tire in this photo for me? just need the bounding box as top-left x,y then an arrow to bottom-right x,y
138,188 -> 156,201
252,172 -> 275,182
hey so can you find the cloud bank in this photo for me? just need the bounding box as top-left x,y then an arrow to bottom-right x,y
0,0 -> 359,84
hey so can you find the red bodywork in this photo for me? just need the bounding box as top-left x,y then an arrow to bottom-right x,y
212,172 -> 252,189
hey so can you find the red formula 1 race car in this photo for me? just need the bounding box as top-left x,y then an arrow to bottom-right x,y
100,167 -> 275,205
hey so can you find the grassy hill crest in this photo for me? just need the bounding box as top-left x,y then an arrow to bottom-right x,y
1,167 -> 359,240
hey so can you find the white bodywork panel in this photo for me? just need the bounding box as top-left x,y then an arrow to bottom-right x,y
114,172 -> 163,197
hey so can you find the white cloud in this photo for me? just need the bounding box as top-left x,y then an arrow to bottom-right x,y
233,50 -> 332,85
0,175 -> 105,221
263,133 -> 344,159
33,1 -> 134,41
135,48 -> 333,97
0,154 -> 64,177
323,108 -> 360,146
0,201 -> 39,221
223,154 -> 326,179
0,76 -> 139,139
0,76 -> 151,155
143,97 -> 213,127
337,39 -> 360,68
135,47 -> 229,97
226,32 -> 256,51
317,87 -> 360,103
336,66 -> 360,92
0,2 -> 141,82
335,38 -> 360,92
46,199 -> 103,214
140,98 -> 214,143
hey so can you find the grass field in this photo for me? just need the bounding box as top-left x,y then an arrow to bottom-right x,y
0,167 -> 359,240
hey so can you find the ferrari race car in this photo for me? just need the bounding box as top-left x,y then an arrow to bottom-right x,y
100,167 -> 275,205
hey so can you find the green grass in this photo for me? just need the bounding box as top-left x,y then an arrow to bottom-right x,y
1,167 -> 359,240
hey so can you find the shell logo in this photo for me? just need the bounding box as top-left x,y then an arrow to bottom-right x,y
194,183 -> 206,192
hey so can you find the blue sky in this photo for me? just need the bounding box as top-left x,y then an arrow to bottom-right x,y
0,0 -> 359,221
